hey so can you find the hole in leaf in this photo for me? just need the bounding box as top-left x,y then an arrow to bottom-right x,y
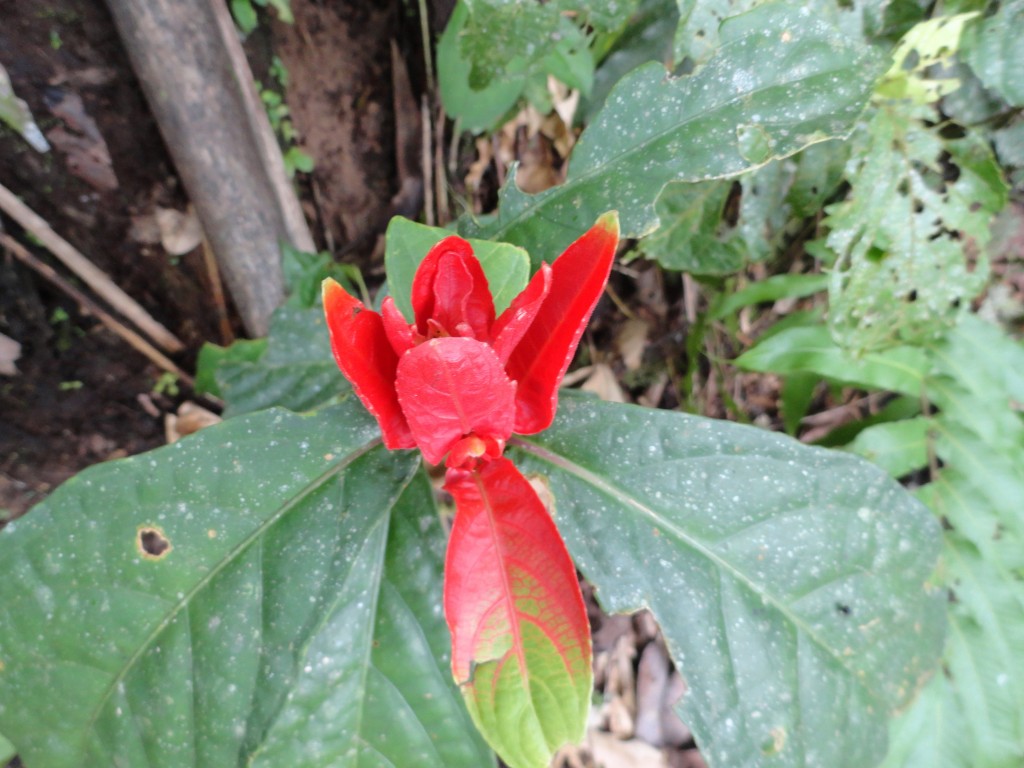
137,525 -> 172,559
938,122 -> 966,140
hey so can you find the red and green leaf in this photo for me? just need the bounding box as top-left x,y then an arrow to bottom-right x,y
443,457 -> 592,768
505,212 -> 620,434
322,278 -> 415,449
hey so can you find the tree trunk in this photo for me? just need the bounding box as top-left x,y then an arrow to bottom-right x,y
105,0 -> 313,336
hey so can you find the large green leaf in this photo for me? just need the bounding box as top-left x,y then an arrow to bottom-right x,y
637,180 -> 745,274
837,316 -> 1024,768
962,0 -> 1024,108
734,324 -> 928,396
824,103 -> 1007,354
211,306 -> 349,417
882,538 -> 1024,768
510,393 -> 945,768
463,2 -> 884,263
0,403 -> 492,768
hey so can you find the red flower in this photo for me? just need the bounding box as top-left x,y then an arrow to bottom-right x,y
322,212 -> 619,468
323,213 -> 618,765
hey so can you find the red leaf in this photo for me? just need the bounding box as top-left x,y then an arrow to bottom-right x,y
491,263 -> 552,365
443,457 -> 592,766
322,279 -> 415,449
411,236 -> 495,339
381,296 -> 416,355
505,212 -> 619,433
394,337 -> 515,466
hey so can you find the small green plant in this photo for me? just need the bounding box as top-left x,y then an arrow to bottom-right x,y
230,0 -> 293,36
151,372 -> 180,397
48,307 -> 83,352
257,57 -> 313,177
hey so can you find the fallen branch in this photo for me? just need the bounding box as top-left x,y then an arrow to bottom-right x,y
0,182 -> 185,353
2,233 -> 194,388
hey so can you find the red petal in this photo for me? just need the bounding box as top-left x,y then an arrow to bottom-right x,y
322,279 -> 414,449
443,458 -> 592,743
491,263 -> 552,365
381,297 -> 416,355
411,236 -> 495,339
505,212 -> 619,433
395,337 -> 515,465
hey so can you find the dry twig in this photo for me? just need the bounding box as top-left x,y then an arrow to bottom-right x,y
2,233 -> 194,388
0,181 -> 185,353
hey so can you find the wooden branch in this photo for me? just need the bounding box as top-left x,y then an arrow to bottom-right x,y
104,0 -> 305,336
209,0 -> 315,255
2,234 -> 194,387
0,182 -> 185,354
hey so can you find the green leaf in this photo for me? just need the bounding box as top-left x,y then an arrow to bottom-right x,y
882,539 -> 1024,768
511,393 -> 945,768
0,63 -> 50,152
875,316 -> 1024,767
673,0 -> 765,66
735,160 -> 794,262
194,338 -> 267,399
0,733 -> 15,765
463,2 -> 884,264
213,306 -> 349,417
785,140 -> 848,218
825,104 -> 1008,354
281,245 -> 361,310
845,417 -> 931,478
384,216 -> 530,321
780,371 -> 818,435
581,0 -> 678,124
0,403 -> 493,768
734,324 -> 928,396
962,0 -> 1024,107
230,0 -> 258,35
638,181 -> 744,274
437,3 -> 526,131
458,1 -> 620,92
712,273 -> 829,320
874,12 -> 980,104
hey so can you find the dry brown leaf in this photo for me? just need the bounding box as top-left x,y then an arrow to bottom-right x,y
616,318 -> 649,372
548,75 -> 580,138
165,401 -> 222,443
661,672 -> 692,747
465,136 -> 493,195
45,90 -> 118,192
0,332 -> 22,376
634,640 -> 671,746
588,730 -> 667,768
581,363 -> 628,403
155,207 -> 203,256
